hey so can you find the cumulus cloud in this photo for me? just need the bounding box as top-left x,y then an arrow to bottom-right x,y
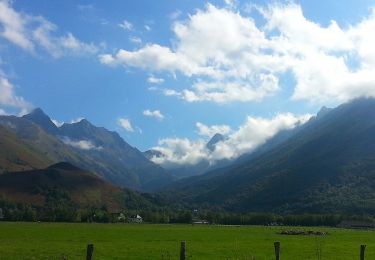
150,113 -> 311,166
99,3 -> 375,104
143,109 -> 164,120
147,75 -> 164,84
0,74 -> 31,114
61,136 -> 102,150
0,0 -> 98,57
196,122 -> 231,137
118,118 -> 134,132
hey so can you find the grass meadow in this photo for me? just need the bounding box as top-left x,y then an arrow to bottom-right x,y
0,222 -> 374,259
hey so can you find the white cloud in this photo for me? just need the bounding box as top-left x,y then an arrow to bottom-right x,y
99,3 -> 375,104
0,0 -> 34,51
118,118 -> 134,132
163,89 -> 181,97
61,136 -> 102,150
147,75 -> 164,84
151,138 -> 207,166
150,113 -> 311,167
59,33 -> 97,55
0,74 -> 31,114
129,36 -> 142,44
0,0 -> 98,57
196,122 -> 231,137
32,18 -> 98,58
99,4 -> 274,103
143,109 -> 164,120
119,20 -> 133,31
99,44 -> 206,76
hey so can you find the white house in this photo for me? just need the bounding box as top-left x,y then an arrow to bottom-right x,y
128,214 -> 143,223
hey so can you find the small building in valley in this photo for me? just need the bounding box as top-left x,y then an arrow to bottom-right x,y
128,214 -> 143,223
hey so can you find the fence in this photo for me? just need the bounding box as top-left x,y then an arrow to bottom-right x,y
84,241 -> 368,259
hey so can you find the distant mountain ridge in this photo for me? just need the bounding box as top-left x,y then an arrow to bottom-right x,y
162,98 -> 375,214
0,108 -> 173,191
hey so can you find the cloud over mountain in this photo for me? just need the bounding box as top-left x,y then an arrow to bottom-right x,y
60,136 -> 103,151
150,112 -> 311,166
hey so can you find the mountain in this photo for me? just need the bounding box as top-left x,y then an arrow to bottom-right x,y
0,125 -> 52,173
57,118 -> 173,191
0,162 -> 120,209
23,108 -> 59,135
206,133 -> 225,151
0,109 -> 173,191
162,98 -> 375,215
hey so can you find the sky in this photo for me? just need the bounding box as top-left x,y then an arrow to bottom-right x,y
1,0 -> 375,166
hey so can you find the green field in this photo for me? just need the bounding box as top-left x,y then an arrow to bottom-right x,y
0,222 -> 374,259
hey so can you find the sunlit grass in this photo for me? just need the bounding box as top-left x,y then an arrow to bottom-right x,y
0,222 -> 373,259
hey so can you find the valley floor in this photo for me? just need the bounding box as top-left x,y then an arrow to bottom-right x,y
0,222 -> 373,259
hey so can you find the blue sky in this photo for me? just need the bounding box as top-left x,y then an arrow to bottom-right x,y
1,0 -> 375,164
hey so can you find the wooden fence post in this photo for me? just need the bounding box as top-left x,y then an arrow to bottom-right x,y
274,241 -> 280,260
86,244 -> 94,260
180,240 -> 186,260
360,245 -> 366,260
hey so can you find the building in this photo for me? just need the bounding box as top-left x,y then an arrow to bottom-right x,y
128,214 -> 143,223
193,220 -> 210,225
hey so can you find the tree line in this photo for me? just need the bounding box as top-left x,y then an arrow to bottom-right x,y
2,199 -> 375,227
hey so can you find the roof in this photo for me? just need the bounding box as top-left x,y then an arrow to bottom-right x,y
129,214 -> 142,219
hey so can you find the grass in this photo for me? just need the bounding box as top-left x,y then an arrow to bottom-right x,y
0,222 -> 374,259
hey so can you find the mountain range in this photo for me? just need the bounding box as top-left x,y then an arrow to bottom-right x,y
0,108 -> 173,191
2,98 -> 375,215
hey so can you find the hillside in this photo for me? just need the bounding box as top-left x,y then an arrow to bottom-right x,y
0,125 -> 52,173
162,98 -> 375,214
0,162 -> 121,210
